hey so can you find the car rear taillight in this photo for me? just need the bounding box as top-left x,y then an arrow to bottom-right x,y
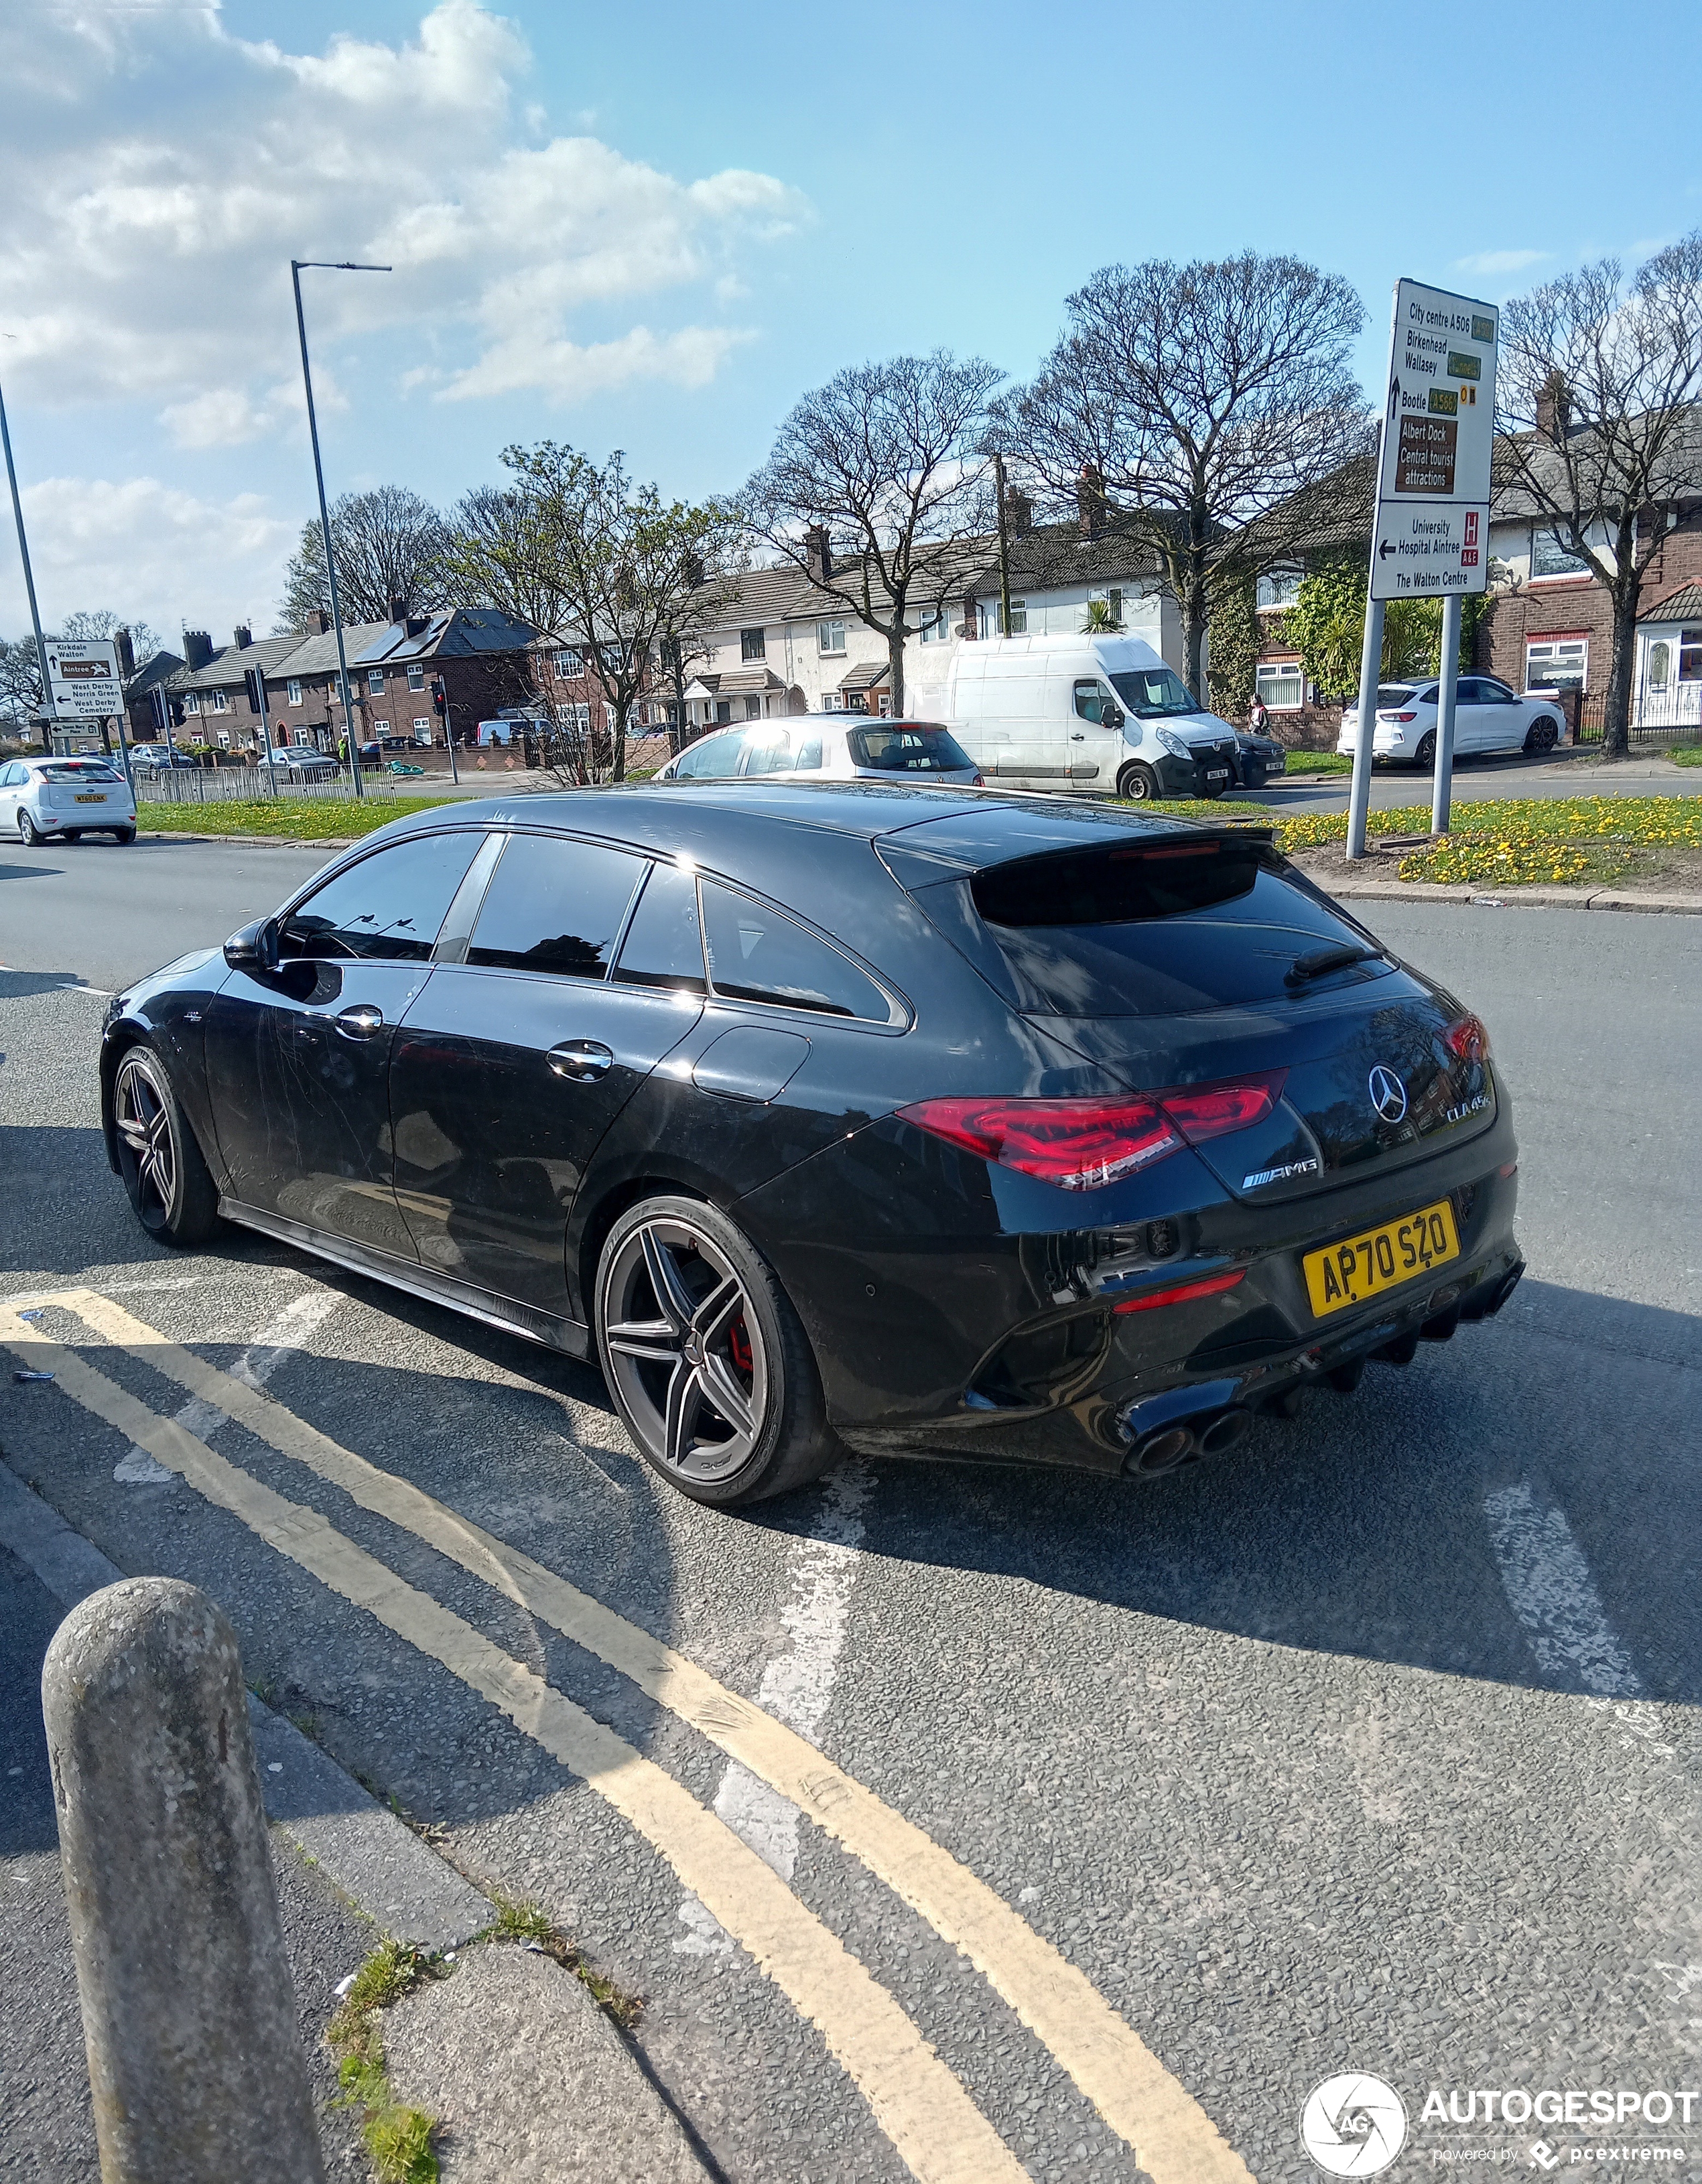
1377,710 -> 1418,723
897,1072 -> 1287,1192
972,771 -> 986,787
1113,1268 -> 1246,1314
1443,1013 -> 1491,1064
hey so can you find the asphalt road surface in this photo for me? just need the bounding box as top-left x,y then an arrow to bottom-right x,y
3,841 -> 1699,2183
1245,745 -> 1700,818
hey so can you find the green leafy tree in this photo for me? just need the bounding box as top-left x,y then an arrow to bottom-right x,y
1283,555 -> 1486,697
1205,575 -> 1260,720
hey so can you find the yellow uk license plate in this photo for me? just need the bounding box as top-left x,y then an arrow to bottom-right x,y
1303,1198 -> 1460,1318
75,792 -> 108,803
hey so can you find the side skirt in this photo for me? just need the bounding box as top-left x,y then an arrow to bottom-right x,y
216,1198 -> 592,1362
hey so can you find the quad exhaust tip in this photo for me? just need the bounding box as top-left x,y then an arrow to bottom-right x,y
1126,1404 -> 1252,1477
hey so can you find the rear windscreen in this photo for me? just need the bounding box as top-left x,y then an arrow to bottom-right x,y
968,840 -> 1383,1016
846,725 -> 971,772
42,762 -> 121,782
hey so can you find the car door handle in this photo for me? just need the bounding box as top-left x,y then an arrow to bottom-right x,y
334,1004 -> 385,1041
1070,732 -> 1087,740
546,1040 -> 614,1081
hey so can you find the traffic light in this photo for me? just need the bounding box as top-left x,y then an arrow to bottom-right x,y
431,675 -> 448,715
243,667 -> 265,715
169,699 -> 186,728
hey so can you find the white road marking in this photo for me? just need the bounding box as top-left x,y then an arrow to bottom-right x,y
1484,1481 -> 1642,1696
677,1463 -> 872,1954
115,1287 -> 339,1486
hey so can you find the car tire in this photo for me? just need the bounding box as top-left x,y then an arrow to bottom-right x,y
1413,731 -> 1437,768
595,1194 -> 839,1508
111,1043 -> 221,1246
114,827 -> 136,844
1117,762 -> 1161,802
1524,715 -> 1559,754
18,811 -> 45,846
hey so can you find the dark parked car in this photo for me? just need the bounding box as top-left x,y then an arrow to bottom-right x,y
100,782 -> 1522,1506
1229,731 -> 1287,790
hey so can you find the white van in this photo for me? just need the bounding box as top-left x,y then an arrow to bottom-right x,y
943,634 -> 1239,801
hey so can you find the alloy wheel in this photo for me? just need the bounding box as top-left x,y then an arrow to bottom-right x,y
601,1216 -> 768,1483
114,1053 -> 177,1231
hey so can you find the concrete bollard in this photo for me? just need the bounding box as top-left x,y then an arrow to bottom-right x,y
40,1578 -> 327,2184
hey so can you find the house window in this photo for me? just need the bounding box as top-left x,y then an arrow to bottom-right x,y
1006,598 -> 1027,636
210,690 -> 228,713
1257,566 -> 1304,610
553,648 -> 582,678
1088,588 -> 1125,625
1680,629 -> 1702,683
1531,529 -> 1589,579
413,715 -> 432,736
1256,661 -> 1305,711
918,603 -> 952,643
741,628 -> 767,662
817,620 -> 846,655
407,665 -> 425,691
1524,638 -> 1588,691
183,691 -> 201,714
367,669 -> 385,694
286,679 -> 303,705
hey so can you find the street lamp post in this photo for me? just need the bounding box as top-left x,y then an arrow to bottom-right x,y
0,366 -> 58,753
289,259 -> 389,800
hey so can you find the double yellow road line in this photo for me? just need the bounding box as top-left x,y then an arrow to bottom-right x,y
3,1287 -> 1251,2184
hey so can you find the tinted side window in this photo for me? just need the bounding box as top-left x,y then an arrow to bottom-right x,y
793,733 -> 824,770
466,834 -> 643,978
613,863 -> 707,994
279,833 -> 481,963
700,880 -> 890,1020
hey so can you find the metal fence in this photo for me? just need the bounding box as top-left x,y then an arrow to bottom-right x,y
129,764 -> 423,805
1574,692 -> 1699,747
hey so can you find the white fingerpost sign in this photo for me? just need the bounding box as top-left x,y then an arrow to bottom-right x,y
1370,280 -> 1497,602
1346,279 -> 1498,858
46,636 -> 123,719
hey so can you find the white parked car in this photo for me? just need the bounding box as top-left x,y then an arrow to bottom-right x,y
0,754 -> 137,844
1337,675 -> 1565,768
654,714 -> 984,787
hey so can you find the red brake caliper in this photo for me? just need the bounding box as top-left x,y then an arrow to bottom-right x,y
728,1316 -> 753,1377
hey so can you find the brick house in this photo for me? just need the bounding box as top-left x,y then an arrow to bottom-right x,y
270,605 -> 538,756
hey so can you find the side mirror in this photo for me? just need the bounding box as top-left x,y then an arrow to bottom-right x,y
1104,704 -> 1125,732
223,918 -> 278,973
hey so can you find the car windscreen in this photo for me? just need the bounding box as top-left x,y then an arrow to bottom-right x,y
1107,668 -> 1197,719
40,762 -> 121,782
846,724 -> 972,772
966,838 -> 1384,1016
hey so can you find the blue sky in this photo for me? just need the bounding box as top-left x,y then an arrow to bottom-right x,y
1,0 -> 1697,643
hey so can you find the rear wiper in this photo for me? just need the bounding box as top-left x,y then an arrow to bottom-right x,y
1285,942 -> 1383,987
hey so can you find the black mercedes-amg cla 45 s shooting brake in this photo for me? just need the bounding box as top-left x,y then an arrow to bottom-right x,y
101,782 -> 1522,1506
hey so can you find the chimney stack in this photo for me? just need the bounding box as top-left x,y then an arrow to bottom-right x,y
182,630 -> 214,671
804,525 -> 833,584
1077,465 -> 1107,541
387,595 -> 407,626
312,609 -> 332,635
234,624 -> 252,651
1004,483 -> 1033,537
114,626 -> 136,679
1536,370 -> 1569,443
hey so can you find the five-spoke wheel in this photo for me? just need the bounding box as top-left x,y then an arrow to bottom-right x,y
112,1044 -> 219,1244
594,1195 -> 836,1506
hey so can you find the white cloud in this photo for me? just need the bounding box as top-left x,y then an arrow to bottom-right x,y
1453,249 -> 1549,277
0,1 -> 805,420
6,475 -> 297,645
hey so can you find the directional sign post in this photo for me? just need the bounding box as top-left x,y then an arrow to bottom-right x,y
46,636 -> 123,721
1346,280 -> 1498,857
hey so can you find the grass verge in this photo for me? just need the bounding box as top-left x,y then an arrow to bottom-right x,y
1124,792 -> 1702,888
1670,742 -> 1702,766
1278,750 -> 1353,774
134,796 -> 453,841
327,1941 -> 442,2184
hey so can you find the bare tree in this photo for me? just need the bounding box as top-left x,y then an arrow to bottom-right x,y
1496,234 -> 1702,756
279,484 -> 452,630
743,352 -> 1002,716
996,255 -> 1369,700
0,633 -> 44,725
448,442 -> 731,782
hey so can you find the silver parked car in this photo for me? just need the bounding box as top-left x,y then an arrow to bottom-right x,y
654,713 -> 984,787
0,754 -> 137,843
